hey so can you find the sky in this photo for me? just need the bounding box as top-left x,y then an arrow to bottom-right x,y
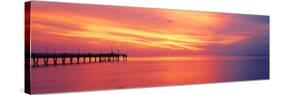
29,1 -> 269,57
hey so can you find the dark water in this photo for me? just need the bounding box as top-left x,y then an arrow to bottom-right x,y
31,56 -> 269,93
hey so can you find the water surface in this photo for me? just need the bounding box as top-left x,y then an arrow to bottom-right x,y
31,56 -> 269,93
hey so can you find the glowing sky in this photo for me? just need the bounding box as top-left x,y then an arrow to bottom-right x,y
29,1 -> 269,56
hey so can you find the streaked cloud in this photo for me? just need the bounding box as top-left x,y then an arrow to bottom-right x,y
30,1 -> 269,56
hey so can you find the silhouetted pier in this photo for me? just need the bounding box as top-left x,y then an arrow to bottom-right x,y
31,53 -> 127,67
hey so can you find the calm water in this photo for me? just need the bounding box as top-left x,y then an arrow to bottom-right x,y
31,56 -> 269,93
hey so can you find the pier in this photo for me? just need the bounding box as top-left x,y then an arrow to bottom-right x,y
31,53 -> 127,67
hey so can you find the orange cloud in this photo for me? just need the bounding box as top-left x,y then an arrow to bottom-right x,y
30,1 -> 269,56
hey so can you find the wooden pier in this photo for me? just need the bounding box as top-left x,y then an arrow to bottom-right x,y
31,53 -> 127,67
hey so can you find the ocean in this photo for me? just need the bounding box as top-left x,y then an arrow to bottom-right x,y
31,56 -> 269,93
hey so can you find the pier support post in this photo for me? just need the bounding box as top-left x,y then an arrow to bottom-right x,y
89,57 -> 91,63
83,57 -> 86,63
53,57 -> 58,65
108,57 -> 110,62
62,57 -> 66,65
77,57 -> 80,64
70,57 -> 73,64
43,57 -> 49,66
32,58 -> 39,67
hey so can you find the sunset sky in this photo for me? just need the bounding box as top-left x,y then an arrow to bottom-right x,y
30,1 -> 269,57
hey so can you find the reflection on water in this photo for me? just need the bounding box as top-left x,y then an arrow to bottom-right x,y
31,56 -> 269,93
